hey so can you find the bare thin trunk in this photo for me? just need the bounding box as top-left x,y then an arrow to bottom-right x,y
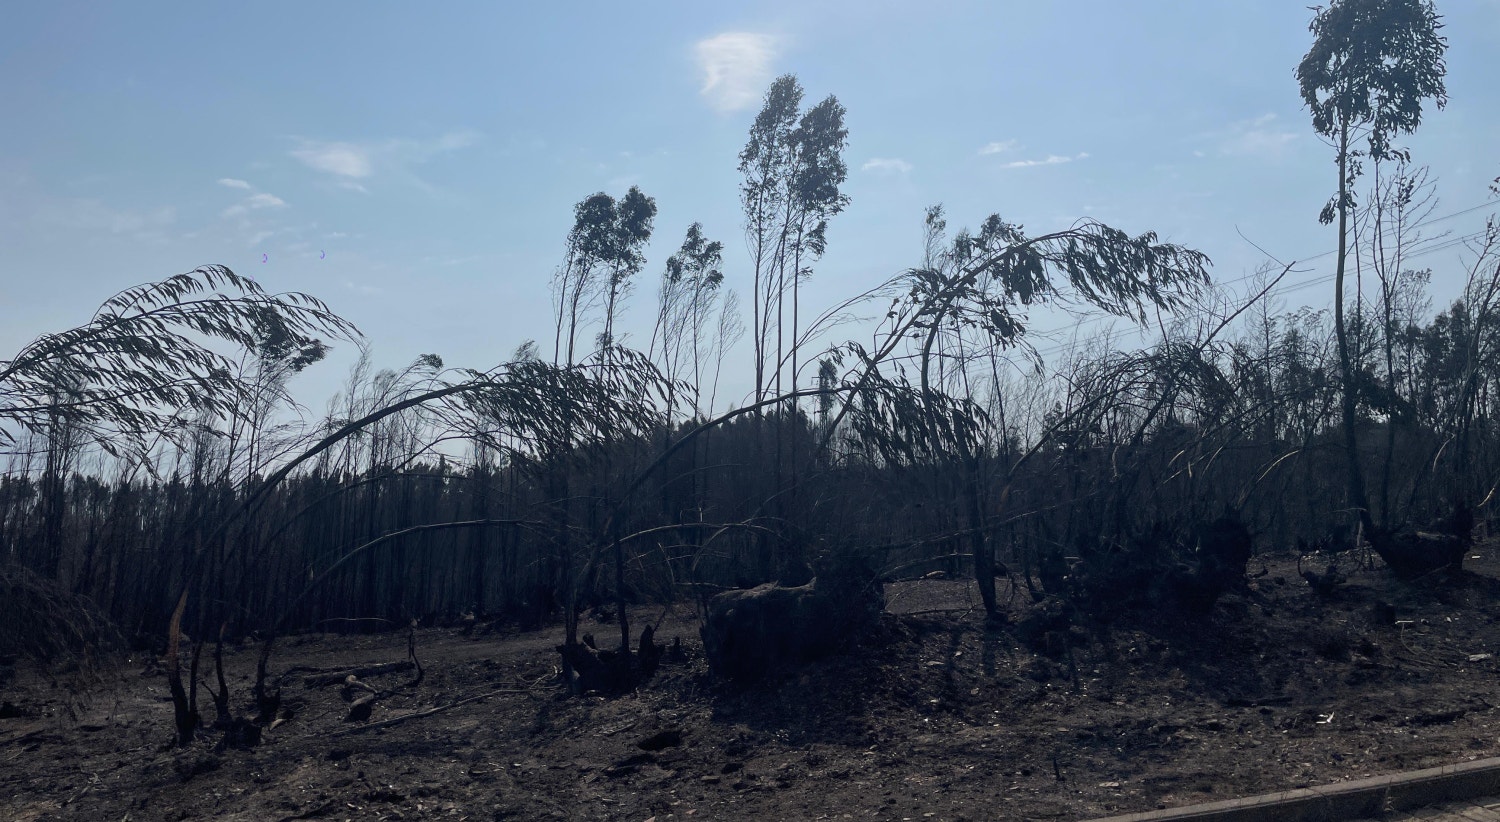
1333,122 -> 1376,540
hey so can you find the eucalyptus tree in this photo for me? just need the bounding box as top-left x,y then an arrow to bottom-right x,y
739,75 -> 804,403
0,266 -> 357,461
738,75 -> 850,403
599,187 -> 657,354
230,317 -> 331,494
462,348 -> 670,688
0,266 -> 358,745
189,321 -> 331,692
834,212 -> 1211,614
708,289 -> 744,416
785,94 -> 850,408
550,187 -> 657,366
736,76 -> 851,575
646,223 -> 726,567
553,194 -> 610,366
34,378 -> 85,578
650,222 -> 726,418
1296,0 -> 1447,541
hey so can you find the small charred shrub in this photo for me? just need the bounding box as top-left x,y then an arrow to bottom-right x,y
0,563 -> 120,669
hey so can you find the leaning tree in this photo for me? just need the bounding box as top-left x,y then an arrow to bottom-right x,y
0,265 -> 357,460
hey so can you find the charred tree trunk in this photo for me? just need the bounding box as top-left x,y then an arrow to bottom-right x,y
964,455 -> 997,616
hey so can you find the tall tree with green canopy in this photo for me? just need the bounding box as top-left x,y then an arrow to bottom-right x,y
599,186 -> 658,354
738,77 -> 850,409
1296,0 -> 1447,546
651,222 -> 726,418
550,187 -> 658,366
787,93 -> 850,417
739,75 -> 804,404
553,193 -> 614,367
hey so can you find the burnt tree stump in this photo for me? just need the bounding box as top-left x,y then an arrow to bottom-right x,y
701,555 -> 884,681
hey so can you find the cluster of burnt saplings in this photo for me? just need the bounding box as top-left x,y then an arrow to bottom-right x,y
566,513 -> 1251,692
783,517 -> 1469,683
553,534 -> 891,692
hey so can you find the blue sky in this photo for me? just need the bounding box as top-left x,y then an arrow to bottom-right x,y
2,1 -> 1497,413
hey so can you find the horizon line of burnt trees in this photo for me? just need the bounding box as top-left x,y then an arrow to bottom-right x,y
2,185 -> 1496,648
0,0 -> 1498,733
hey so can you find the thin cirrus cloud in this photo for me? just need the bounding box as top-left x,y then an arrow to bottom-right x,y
216,178 -> 253,190
343,279 -> 383,297
997,152 -> 1091,169
288,131 -> 481,190
978,140 -> 1019,156
291,141 -> 374,179
221,191 -> 287,219
1215,113 -> 1298,158
861,157 -> 913,175
694,32 -> 779,113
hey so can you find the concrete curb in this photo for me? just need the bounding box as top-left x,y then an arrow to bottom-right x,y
1083,757 -> 1500,822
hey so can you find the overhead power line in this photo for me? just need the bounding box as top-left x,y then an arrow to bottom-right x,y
1021,201 -> 1496,364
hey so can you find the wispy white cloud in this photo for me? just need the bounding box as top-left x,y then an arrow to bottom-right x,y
1217,113 -> 1298,158
694,32 -> 778,113
420,254 -> 481,267
861,157 -> 913,175
978,140 -> 1019,156
217,178 -> 252,190
291,141 -> 374,178
344,279 -> 383,296
422,131 -> 480,155
998,152 -> 1090,169
221,191 -> 288,218
247,230 -> 274,246
289,131 -> 481,189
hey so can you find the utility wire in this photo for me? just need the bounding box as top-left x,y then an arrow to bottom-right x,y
1015,200 -> 1497,364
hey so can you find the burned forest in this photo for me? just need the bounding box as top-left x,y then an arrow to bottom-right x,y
4,1 -> 1500,819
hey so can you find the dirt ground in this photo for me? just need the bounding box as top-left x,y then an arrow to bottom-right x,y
6,544 -> 1500,822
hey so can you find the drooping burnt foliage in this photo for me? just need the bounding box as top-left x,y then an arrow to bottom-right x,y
3,215 -> 1496,672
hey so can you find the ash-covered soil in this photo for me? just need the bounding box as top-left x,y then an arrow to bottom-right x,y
6,545 -> 1500,821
